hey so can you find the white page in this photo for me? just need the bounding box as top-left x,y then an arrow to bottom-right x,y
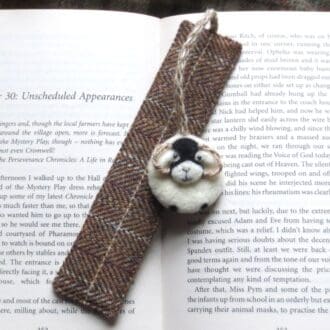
0,10 -> 162,330
161,12 -> 330,330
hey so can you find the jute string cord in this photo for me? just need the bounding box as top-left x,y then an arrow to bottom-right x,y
174,9 -> 218,134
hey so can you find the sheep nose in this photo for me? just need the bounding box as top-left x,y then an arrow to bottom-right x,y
182,167 -> 190,173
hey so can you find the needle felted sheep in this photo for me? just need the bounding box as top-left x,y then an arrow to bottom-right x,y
147,134 -> 223,213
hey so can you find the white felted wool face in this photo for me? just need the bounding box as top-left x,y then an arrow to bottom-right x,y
147,134 -> 223,213
171,160 -> 203,184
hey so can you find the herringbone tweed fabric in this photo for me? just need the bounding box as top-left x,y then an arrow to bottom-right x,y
53,20 -> 241,321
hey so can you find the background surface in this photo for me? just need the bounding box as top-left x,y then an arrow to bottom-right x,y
0,0 -> 329,16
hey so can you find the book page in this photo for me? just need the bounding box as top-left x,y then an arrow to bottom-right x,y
161,12 -> 330,330
0,10 -> 162,330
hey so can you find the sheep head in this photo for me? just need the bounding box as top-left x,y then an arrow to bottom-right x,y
151,135 -> 222,185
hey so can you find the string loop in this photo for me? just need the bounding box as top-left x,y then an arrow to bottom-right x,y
174,9 -> 218,135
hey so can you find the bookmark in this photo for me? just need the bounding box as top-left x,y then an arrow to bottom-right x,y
148,11 -> 224,213
53,10 -> 241,321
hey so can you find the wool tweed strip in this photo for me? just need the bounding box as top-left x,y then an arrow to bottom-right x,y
53,20 -> 241,321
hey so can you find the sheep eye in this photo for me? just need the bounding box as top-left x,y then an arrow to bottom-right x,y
173,153 -> 180,161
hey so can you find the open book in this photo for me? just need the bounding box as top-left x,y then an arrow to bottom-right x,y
0,9 -> 329,330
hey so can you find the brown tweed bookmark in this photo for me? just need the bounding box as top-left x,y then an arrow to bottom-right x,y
53,16 -> 241,321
